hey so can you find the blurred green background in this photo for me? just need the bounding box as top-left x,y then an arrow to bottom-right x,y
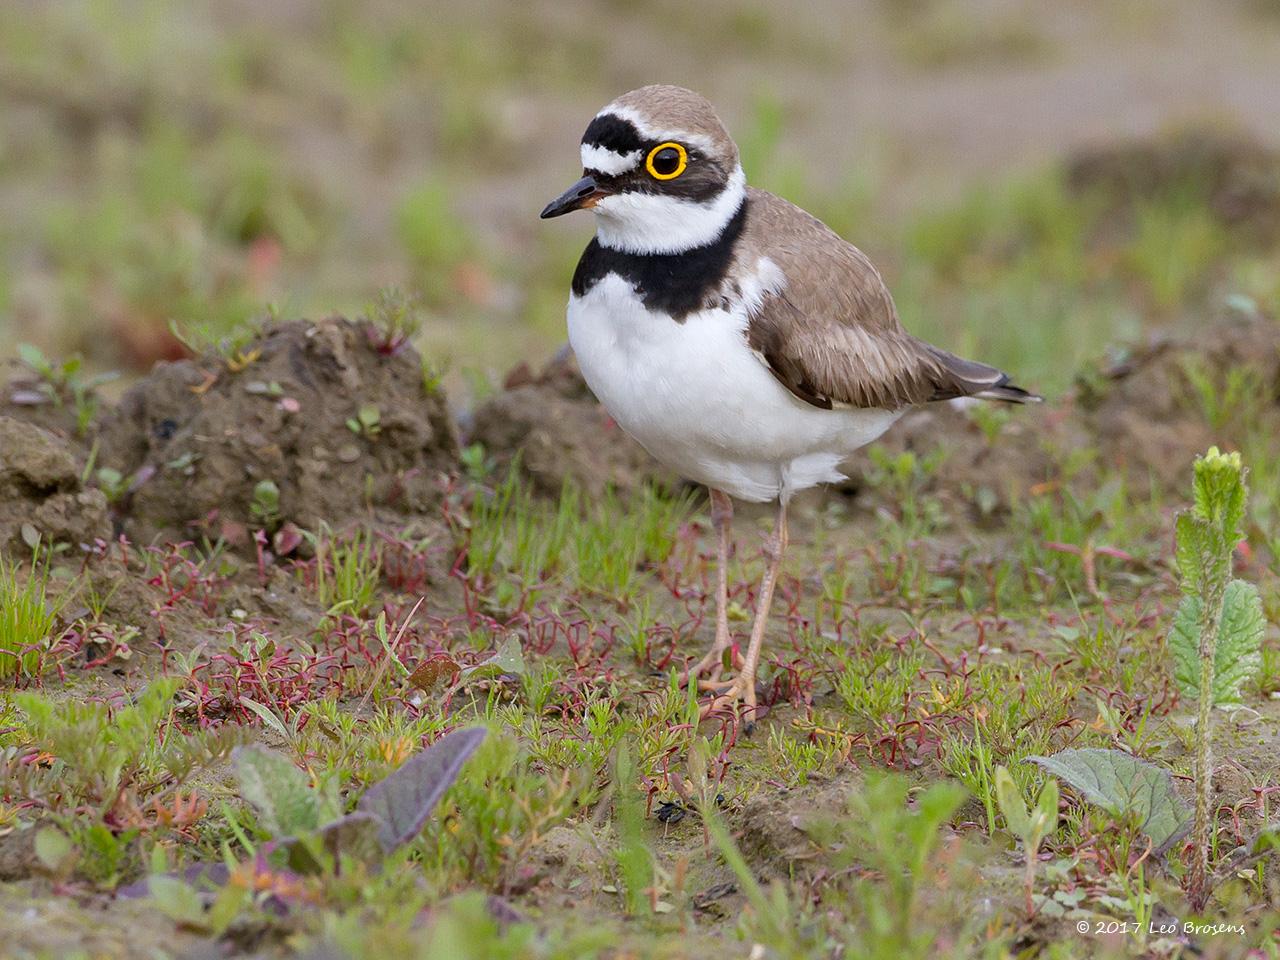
2,0 -> 1279,402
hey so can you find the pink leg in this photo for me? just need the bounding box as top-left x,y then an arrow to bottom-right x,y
701,498 -> 788,724
682,489 -> 740,685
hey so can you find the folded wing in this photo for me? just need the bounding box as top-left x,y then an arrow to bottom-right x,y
740,190 -> 1039,410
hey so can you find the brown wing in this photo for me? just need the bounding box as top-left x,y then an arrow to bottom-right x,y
739,189 -> 1035,410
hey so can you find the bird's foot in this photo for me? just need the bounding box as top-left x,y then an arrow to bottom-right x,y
679,641 -> 742,688
698,671 -> 758,730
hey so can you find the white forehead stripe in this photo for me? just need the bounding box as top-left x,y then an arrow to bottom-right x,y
596,104 -> 718,156
581,143 -> 641,176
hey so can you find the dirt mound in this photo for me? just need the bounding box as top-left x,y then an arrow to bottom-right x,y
467,349 -> 679,498
1081,312 -> 1280,487
0,417 -> 110,553
95,316 -> 458,544
1066,128 -> 1280,246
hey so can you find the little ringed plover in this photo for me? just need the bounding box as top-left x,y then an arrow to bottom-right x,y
541,84 -> 1039,723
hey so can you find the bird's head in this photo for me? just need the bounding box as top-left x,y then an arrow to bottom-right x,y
540,85 -> 745,255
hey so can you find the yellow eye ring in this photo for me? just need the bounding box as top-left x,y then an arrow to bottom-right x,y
645,142 -> 687,180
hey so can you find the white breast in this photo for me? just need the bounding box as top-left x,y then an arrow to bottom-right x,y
566,272 -> 901,503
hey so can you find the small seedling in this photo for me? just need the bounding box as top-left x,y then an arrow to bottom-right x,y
250,479 -> 282,528
365,287 -> 424,355
346,403 -> 382,438
459,442 -> 493,481
95,467 -> 131,505
168,318 -> 262,365
994,765 -> 1058,914
244,379 -> 284,397
15,343 -> 118,436
421,357 -> 447,395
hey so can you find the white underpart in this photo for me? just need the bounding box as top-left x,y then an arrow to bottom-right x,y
580,143 -> 640,176
594,165 -> 747,255
567,268 -> 901,503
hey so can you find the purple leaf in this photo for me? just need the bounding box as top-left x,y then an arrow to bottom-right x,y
357,726 -> 486,852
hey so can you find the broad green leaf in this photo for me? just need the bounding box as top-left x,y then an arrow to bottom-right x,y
205,881 -> 250,935
1169,593 -> 1202,693
1028,748 -> 1190,852
1169,579 -> 1264,705
16,343 -> 46,371
459,637 -> 525,681
233,745 -> 321,837
1215,580 -> 1266,701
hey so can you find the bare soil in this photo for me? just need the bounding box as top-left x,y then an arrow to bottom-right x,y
0,416 -> 109,553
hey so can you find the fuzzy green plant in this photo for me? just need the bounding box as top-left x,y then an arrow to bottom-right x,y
1169,447 -> 1264,908
0,551 -> 62,679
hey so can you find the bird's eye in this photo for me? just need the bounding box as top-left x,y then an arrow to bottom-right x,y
646,142 -> 687,180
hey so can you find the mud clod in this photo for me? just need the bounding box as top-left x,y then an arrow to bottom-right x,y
0,416 -> 110,552
95,317 -> 459,543
1083,314 -> 1280,487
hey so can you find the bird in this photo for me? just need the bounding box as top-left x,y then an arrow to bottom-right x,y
541,84 -> 1038,724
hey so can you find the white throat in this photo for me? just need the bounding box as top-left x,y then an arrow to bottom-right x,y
593,165 -> 746,255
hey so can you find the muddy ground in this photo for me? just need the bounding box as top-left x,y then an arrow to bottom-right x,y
1,285 -> 1278,952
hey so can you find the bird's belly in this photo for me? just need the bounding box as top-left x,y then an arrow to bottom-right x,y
566,275 -> 901,501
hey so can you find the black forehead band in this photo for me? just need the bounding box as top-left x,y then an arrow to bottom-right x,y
581,113 -> 647,154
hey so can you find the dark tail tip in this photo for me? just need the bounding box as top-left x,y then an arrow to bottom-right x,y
974,383 -> 1042,404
